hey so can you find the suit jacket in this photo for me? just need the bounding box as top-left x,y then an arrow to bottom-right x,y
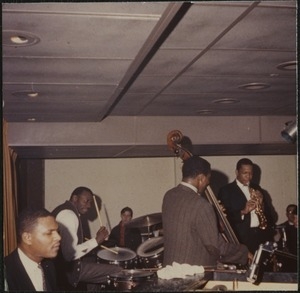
277,220 -> 297,255
4,249 -> 57,291
162,184 -> 248,267
218,181 -> 275,249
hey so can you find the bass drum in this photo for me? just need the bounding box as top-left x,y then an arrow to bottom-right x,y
136,236 -> 164,269
97,247 -> 137,269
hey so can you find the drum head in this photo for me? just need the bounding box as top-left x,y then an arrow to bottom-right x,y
97,247 -> 136,261
137,236 -> 164,257
109,269 -> 154,281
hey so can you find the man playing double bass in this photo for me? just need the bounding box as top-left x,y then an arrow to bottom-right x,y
162,156 -> 252,267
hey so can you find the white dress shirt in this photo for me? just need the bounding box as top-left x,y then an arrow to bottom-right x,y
180,181 -> 198,194
18,248 -> 44,291
236,179 -> 259,227
56,209 -> 98,261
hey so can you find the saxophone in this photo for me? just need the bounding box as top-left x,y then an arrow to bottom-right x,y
249,188 -> 268,230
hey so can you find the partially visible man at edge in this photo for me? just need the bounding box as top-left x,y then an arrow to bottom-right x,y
5,208 -> 61,291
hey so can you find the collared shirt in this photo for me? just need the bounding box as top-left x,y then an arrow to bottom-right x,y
180,181 -> 198,194
18,248 -> 44,291
56,209 -> 98,261
236,179 -> 259,227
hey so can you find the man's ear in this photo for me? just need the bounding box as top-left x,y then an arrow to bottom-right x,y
22,232 -> 32,245
72,194 -> 79,203
198,173 -> 205,183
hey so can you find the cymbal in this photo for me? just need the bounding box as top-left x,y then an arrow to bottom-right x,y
125,212 -> 162,228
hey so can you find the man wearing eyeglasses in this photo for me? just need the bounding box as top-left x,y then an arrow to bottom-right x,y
275,204 -> 297,272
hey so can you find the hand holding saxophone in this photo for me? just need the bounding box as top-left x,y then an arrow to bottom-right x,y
241,200 -> 258,215
249,188 -> 268,229
241,189 -> 263,215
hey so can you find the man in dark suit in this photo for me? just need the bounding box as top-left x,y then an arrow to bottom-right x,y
5,208 -> 61,291
218,158 -> 276,254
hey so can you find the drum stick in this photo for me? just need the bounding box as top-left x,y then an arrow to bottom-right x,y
93,195 -> 103,226
84,238 -> 119,255
100,245 -> 119,255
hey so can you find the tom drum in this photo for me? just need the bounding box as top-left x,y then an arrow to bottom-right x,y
136,236 -> 164,269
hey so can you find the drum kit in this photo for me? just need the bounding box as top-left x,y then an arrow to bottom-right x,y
97,212 -> 164,291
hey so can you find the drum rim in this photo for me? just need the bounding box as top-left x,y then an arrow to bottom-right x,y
137,236 -> 164,257
97,247 -> 136,261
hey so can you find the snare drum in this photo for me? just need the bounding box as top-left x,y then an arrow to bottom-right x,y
107,269 -> 155,291
136,236 -> 164,269
97,247 -> 137,269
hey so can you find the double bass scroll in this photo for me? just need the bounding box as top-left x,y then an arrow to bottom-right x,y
167,130 -> 239,245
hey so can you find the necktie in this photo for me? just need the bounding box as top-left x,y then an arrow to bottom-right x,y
119,223 -> 125,246
38,263 -> 47,291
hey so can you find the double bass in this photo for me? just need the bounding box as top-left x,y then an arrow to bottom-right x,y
167,129 -> 239,245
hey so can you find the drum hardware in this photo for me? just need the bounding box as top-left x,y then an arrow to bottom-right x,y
247,241 -> 276,284
141,232 -> 154,242
246,241 -> 297,285
125,212 -> 162,229
107,269 -> 155,291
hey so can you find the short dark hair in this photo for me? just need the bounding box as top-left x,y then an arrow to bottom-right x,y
182,155 -> 211,179
70,186 -> 93,199
121,206 -> 133,217
16,208 -> 53,244
236,158 -> 254,170
286,204 -> 297,215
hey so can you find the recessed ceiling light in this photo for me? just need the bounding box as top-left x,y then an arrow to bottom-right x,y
10,35 -> 29,44
12,91 -> 39,98
27,118 -> 36,122
196,109 -> 213,115
213,98 -> 239,104
27,92 -> 39,98
238,83 -> 270,90
277,61 -> 297,71
3,30 -> 40,47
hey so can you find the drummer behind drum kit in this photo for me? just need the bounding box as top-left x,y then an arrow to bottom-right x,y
96,213 -> 164,291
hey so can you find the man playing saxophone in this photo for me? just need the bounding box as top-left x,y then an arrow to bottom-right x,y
218,158 -> 276,254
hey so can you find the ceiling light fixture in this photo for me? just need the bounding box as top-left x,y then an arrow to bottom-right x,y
281,120 -> 297,143
277,61 -> 297,71
213,98 -> 239,104
27,92 -> 39,98
238,83 -> 270,90
12,91 -> 39,98
10,35 -> 29,45
3,30 -> 40,47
